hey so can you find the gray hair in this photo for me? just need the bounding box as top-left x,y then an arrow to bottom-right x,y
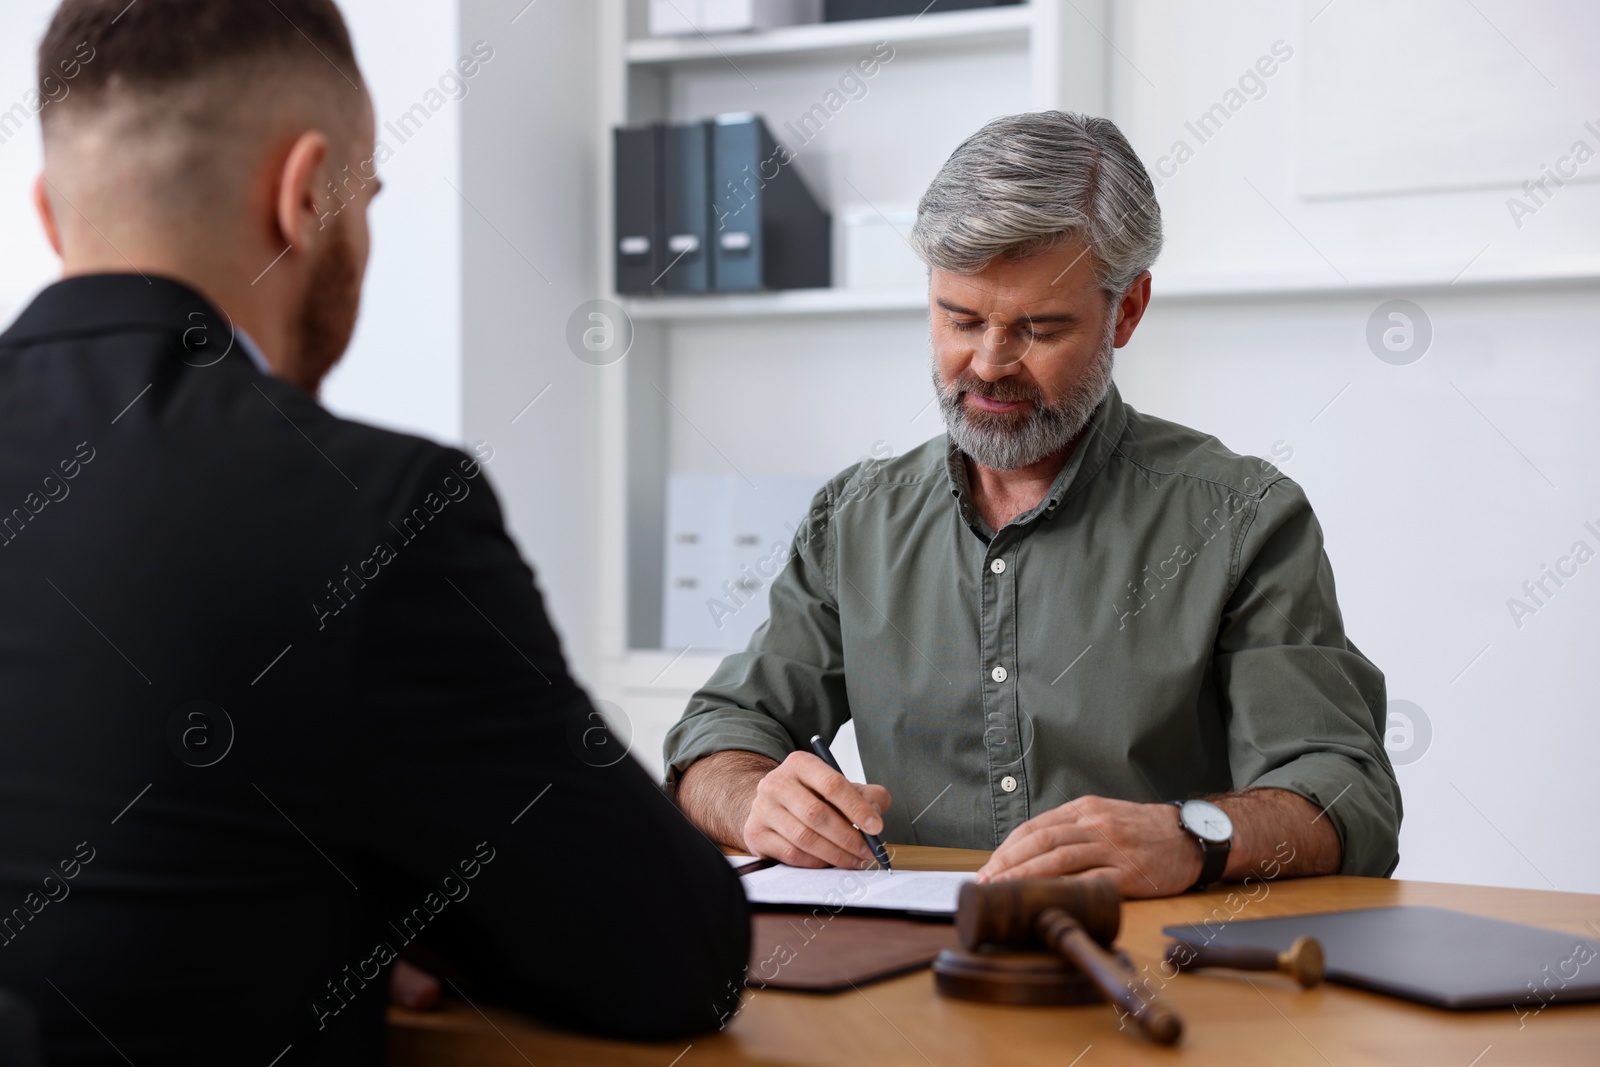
910,111 -> 1163,298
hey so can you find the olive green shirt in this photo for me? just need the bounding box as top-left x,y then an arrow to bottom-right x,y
664,385 -> 1401,876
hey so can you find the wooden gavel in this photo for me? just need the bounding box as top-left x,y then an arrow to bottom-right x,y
1164,936 -> 1326,988
956,878 -> 1184,1045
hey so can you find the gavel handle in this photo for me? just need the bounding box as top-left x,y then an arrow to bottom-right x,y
1037,906 -> 1183,1045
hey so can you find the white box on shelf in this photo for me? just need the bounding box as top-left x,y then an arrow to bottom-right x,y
646,0 -> 694,35
662,472 -> 824,652
648,0 -> 823,37
842,208 -> 925,292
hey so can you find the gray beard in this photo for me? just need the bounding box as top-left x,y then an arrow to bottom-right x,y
935,318 -> 1116,472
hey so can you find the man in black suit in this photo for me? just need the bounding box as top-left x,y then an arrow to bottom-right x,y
0,2 -> 749,1063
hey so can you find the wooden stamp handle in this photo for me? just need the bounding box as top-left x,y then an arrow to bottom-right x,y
1166,936 -> 1325,988
1039,906 -> 1183,1045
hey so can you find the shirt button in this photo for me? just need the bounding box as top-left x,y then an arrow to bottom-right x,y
990,558 -> 1006,574
991,665 -> 1007,682
1000,775 -> 1018,793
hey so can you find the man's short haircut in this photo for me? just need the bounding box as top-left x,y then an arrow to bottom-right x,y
38,0 -> 362,122
910,111 -> 1163,299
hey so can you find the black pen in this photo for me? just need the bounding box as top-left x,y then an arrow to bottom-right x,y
809,734 -> 892,873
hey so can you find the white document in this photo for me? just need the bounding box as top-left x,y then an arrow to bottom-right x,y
740,865 -> 975,915
725,854 -> 758,866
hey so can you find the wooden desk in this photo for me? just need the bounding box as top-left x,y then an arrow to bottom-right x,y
388,846 -> 1600,1066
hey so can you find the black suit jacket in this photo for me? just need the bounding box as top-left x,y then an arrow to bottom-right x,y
0,275 -> 749,1065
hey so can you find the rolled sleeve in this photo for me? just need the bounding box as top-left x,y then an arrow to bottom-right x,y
1216,477 -> 1402,876
663,479 -> 854,793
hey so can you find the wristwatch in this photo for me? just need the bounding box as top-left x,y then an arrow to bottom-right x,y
1170,799 -> 1233,891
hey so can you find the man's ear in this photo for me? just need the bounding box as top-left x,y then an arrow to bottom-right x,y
33,174 -> 63,258
275,130 -> 331,254
1113,271 -> 1153,348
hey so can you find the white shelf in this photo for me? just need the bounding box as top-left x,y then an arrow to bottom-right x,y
622,287 -> 926,320
613,261 -> 1600,322
1150,259 -> 1600,301
625,5 -> 1034,66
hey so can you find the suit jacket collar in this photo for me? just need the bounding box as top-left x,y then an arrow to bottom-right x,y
2,272 -> 235,356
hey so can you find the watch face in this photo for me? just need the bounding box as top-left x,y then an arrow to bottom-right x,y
1179,799 -> 1233,844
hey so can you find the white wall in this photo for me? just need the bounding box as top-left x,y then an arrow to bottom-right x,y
459,0 -> 605,687
1115,0 -> 1600,290
322,0 -> 464,444
0,1 -> 65,329
1105,0 -> 1600,892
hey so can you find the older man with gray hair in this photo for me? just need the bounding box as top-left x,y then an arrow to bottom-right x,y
667,111 -> 1400,897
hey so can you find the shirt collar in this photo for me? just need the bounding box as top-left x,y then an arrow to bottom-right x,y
944,382 -> 1128,532
235,327 -> 272,376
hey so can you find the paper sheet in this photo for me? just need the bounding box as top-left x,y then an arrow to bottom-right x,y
726,854 -> 759,866
740,865 -> 975,915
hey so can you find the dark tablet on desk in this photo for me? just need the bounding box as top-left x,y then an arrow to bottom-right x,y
1164,905 -> 1600,1010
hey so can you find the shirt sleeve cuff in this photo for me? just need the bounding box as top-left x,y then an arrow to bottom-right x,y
661,713 -> 796,797
1246,755 -> 1401,877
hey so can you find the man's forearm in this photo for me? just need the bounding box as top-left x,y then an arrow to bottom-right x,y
675,749 -> 778,851
1214,787 -> 1342,880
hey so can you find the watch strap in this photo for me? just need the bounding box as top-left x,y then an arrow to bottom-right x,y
1171,800 -> 1231,892
1192,838 -> 1229,891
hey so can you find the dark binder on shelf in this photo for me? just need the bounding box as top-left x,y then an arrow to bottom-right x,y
613,123 -> 663,294
661,119 -> 713,293
709,113 -> 831,292
824,0 -> 1021,21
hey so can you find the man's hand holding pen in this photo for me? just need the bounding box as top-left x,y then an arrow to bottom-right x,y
743,750 -> 893,871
